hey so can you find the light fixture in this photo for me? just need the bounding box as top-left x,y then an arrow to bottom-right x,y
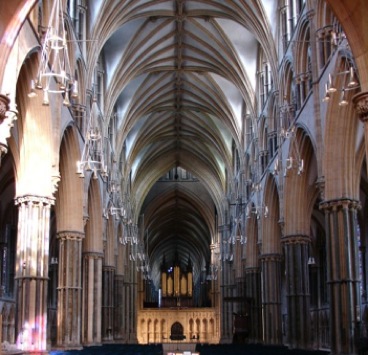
338,88 -> 348,106
117,195 -> 138,247
327,73 -> 337,93
322,83 -> 330,102
273,125 -> 304,177
246,204 -> 269,219
245,182 -> 268,219
322,62 -> 360,106
28,0 -> 78,105
76,99 -> 108,179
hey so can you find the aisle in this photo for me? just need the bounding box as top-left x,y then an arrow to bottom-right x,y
196,344 -> 330,355
49,343 -> 330,355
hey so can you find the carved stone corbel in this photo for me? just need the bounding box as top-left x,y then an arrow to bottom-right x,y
0,94 -> 10,125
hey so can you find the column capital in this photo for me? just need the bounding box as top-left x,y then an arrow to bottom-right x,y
353,91 -> 368,122
282,234 -> 310,245
57,230 -> 85,240
259,253 -> 283,262
103,265 -> 116,272
83,251 -> 104,259
14,194 -> 55,206
245,266 -> 260,274
319,197 -> 361,212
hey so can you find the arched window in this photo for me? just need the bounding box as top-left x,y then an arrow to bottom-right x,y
280,61 -> 296,130
294,21 -> 312,107
95,55 -> 105,111
280,0 -> 306,52
256,46 -> 272,112
315,2 -> 343,70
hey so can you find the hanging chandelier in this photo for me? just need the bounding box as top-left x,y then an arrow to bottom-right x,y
76,99 -> 108,179
117,195 -> 138,248
273,125 -> 304,177
28,0 -> 78,106
103,162 -> 126,219
245,182 -> 268,219
322,61 -> 360,105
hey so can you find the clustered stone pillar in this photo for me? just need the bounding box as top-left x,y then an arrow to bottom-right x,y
282,235 -> 311,349
102,265 -> 115,341
320,198 -> 361,354
82,252 -> 103,345
114,274 -> 124,340
245,266 -> 262,343
14,195 -> 54,353
56,231 -> 84,348
260,253 -> 283,345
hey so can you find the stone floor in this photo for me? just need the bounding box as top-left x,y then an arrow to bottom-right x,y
48,343 -> 331,355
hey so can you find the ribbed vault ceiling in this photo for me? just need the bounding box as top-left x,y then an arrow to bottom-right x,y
89,0 -> 277,287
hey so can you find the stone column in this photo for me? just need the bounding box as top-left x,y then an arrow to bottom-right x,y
320,198 -> 361,354
282,235 -> 311,349
56,231 -> 84,348
260,253 -> 283,345
14,195 -> 54,353
82,252 -> 103,345
353,92 -> 368,176
245,267 -> 262,344
102,265 -> 115,341
114,274 -> 124,340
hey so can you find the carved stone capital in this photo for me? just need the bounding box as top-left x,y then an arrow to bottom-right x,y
245,266 -> 260,274
83,251 -> 104,260
259,253 -> 283,263
353,92 -> 368,122
282,234 -> 310,245
319,197 -> 361,212
14,194 -> 55,206
0,94 -> 10,125
57,230 -> 85,241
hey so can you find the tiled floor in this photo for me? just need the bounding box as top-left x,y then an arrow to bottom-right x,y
49,343 -> 330,355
